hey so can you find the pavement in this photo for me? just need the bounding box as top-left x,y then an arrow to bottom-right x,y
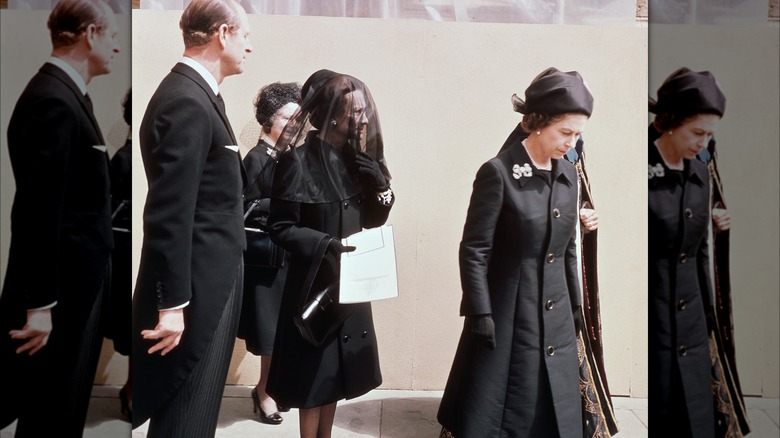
2,387 -> 778,437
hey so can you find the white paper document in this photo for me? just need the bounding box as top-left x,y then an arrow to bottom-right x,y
339,225 -> 398,304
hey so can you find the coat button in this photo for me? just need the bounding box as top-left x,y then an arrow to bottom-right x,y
684,208 -> 693,218
547,253 -> 555,263
343,335 -> 351,343
677,299 -> 687,311
678,252 -> 687,263
546,346 -> 556,356
362,331 -> 368,339
545,300 -> 555,310
343,201 -> 349,209
552,208 -> 561,218
678,345 -> 687,356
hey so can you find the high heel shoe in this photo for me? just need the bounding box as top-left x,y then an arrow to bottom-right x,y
251,387 -> 282,425
119,387 -> 132,421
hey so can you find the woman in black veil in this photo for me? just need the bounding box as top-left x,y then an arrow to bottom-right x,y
265,72 -> 393,438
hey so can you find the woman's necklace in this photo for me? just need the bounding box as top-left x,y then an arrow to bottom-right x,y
522,139 -> 552,170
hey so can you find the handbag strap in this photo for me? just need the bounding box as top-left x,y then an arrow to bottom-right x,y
243,198 -> 261,220
299,236 -> 335,305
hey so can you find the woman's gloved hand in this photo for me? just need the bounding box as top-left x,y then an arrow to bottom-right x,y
467,314 -> 496,350
355,152 -> 389,191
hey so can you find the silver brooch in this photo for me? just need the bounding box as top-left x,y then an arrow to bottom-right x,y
513,163 -> 533,179
266,146 -> 278,159
648,163 -> 664,179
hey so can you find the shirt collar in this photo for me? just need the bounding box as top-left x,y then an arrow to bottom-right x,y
47,57 -> 87,95
180,56 -> 220,96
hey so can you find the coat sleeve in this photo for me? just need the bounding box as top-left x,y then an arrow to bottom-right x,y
138,93 -> 211,309
7,94 -> 78,309
459,160 -> 504,317
565,231 -> 582,311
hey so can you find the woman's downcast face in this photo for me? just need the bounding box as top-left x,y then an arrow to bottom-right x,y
537,113 -> 588,160
667,113 -> 720,159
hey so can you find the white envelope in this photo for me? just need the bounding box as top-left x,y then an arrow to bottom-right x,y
339,225 -> 399,304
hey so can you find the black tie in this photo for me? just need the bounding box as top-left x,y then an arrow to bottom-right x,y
216,92 -> 226,114
84,93 -> 94,115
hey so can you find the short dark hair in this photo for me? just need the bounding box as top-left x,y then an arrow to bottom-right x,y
122,88 -> 131,125
47,0 -> 112,49
180,0 -> 242,49
253,82 -> 301,132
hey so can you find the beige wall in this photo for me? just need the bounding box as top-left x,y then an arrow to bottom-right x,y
0,9 -> 132,385
649,24 -> 780,398
132,12 -> 649,396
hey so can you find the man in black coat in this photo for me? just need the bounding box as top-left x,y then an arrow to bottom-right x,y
132,0 -> 252,435
0,0 -> 120,435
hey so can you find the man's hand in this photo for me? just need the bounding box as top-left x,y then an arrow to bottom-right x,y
9,308 -> 53,355
142,308 -> 185,356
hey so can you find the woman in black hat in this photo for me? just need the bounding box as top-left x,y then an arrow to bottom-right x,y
437,67 -> 597,438
237,81 -> 301,425
648,68 -> 749,438
264,72 -> 393,438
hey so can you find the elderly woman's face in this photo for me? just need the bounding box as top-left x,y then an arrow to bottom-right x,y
334,90 -> 369,141
538,114 -> 588,160
269,102 -> 299,143
668,114 -> 720,159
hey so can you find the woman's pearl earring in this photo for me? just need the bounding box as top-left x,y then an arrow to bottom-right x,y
331,119 -> 337,126
668,130 -> 673,136
536,131 -> 541,136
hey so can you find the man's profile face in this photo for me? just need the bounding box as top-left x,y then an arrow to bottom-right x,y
221,6 -> 252,78
88,7 -> 120,77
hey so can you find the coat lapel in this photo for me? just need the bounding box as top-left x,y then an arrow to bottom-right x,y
40,63 -> 105,144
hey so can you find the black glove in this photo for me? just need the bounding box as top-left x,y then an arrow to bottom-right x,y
328,238 -> 356,254
355,152 -> 389,191
468,314 -> 496,350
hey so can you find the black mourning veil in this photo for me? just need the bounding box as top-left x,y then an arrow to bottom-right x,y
266,73 -> 390,203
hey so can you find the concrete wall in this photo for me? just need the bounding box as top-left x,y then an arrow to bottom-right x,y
132,12 -> 649,396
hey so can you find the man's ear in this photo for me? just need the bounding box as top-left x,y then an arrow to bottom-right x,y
85,23 -> 98,48
217,23 -> 229,49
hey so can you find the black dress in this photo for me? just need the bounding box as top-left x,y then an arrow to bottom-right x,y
648,135 -> 715,437
438,140 -> 583,438
237,139 -> 288,355
265,138 -> 392,408
104,139 -> 132,355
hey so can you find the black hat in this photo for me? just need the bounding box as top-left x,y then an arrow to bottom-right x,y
512,67 -> 594,117
649,67 -> 725,116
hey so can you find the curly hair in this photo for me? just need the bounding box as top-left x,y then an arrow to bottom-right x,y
253,82 -> 301,132
651,112 -> 698,133
520,112 -> 565,133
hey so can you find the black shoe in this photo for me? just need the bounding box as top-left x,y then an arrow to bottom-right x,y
251,387 -> 283,425
277,404 -> 291,413
119,387 -> 132,421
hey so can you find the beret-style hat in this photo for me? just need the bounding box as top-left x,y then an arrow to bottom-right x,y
649,67 -> 725,116
512,67 -> 594,117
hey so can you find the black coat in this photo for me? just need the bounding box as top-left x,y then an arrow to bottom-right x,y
648,135 -> 715,437
104,140 -> 132,355
237,140 -> 287,355
132,63 -> 246,427
265,140 -> 392,408
438,140 -> 583,438
0,63 -> 112,428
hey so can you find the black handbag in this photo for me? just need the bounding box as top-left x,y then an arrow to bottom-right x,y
293,236 -> 350,347
244,199 -> 285,268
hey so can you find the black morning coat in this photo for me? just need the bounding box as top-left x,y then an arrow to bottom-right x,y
437,138 -> 583,438
132,63 -> 246,427
647,132 -> 715,437
265,140 -> 393,408
0,63 -> 112,429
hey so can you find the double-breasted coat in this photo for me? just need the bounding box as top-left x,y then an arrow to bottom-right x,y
438,139 -> 583,438
266,140 -> 392,408
648,134 -> 715,437
132,63 -> 246,427
0,62 -> 113,433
